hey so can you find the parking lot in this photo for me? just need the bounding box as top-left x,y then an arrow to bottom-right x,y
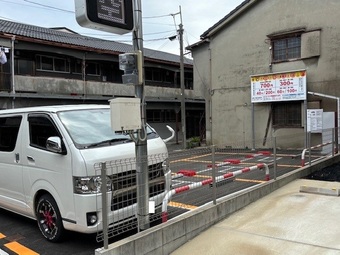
165,147 -> 305,219
0,144 -> 332,255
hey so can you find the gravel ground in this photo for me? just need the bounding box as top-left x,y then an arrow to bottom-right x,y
306,162 -> 340,182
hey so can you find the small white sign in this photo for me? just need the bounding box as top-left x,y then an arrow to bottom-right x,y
149,201 -> 155,214
307,109 -> 323,133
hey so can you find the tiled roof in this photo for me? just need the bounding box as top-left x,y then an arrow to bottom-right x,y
0,19 -> 193,65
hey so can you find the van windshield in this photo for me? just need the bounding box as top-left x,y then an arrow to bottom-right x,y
58,108 -> 156,149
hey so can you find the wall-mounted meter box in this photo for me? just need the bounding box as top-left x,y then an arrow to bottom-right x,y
110,98 -> 141,131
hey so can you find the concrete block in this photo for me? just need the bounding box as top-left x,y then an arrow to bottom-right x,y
95,239 -> 135,255
134,229 -> 163,254
185,206 -> 217,233
186,224 -> 210,241
143,246 -> 163,255
162,235 -> 187,255
300,185 -> 340,196
162,219 -> 186,244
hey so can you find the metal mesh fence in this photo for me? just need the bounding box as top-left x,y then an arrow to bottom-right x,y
94,153 -> 169,242
95,128 -> 340,243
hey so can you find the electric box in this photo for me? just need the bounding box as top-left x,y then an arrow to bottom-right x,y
119,51 -> 143,85
110,98 -> 141,131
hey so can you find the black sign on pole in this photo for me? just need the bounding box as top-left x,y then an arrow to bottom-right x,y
75,0 -> 134,35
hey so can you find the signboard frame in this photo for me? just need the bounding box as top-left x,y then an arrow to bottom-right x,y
250,70 -> 307,103
75,0 -> 134,35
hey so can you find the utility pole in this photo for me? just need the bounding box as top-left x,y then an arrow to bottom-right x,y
178,6 -> 186,149
133,0 -> 150,231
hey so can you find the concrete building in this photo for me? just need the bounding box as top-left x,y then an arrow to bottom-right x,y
0,19 -> 205,140
188,0 -> 340,148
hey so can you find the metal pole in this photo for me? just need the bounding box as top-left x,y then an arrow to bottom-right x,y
133,0 -> 149,231
11,36 -> 15,109
100,162 -> 108,249
332,128 -> 335,157
304,100 -> 308,148
251,103 -> 255,150
308,131 -> 312,166
273,136 -> 277,180
337,98 -> 339,153
179,6 -> 186,149
211,146 -> 217,205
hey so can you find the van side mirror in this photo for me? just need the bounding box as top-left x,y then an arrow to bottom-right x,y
46,136 -> 64,154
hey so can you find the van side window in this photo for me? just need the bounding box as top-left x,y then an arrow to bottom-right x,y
0,116 -> 22,152
28,115 -> 60,149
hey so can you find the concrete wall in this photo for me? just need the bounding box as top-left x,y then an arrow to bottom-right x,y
191,0 -> 340,147
94,154 -> 340,255
191,43 -> 212,144
13,75 -> 199,99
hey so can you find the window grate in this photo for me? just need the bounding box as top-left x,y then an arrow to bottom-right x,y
272,102 -> 302,128
272,36 -> 301,62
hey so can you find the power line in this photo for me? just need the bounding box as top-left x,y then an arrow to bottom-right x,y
0,0 -> 190,54
23,0 -> 74,13
142,14 -> 172,19
0,0 -> 40,8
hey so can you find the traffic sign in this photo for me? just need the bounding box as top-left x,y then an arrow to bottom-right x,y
75,0 -> 134,35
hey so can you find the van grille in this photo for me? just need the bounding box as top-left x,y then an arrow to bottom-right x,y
110,162 -> 165,211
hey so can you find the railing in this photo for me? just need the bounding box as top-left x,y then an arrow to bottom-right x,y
301,141 -> 334,166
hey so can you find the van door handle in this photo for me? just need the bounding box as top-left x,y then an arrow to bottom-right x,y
15,153 -> 19,163
27,155 -> 35,162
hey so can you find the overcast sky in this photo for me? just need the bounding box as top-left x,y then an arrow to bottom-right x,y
0,0 -> 244,55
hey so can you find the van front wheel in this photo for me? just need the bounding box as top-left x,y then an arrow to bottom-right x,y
36,194 -> 64,242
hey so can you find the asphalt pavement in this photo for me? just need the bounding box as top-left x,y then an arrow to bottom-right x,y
166,141 -> 186,152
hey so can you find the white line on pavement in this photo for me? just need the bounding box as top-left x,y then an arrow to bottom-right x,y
0,248 -> 9,255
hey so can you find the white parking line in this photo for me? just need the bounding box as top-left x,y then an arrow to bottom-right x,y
0,249 -> 9,255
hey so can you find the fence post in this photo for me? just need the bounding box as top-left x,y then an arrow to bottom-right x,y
211,145 -> 217,205
308,131 -> 312,166
332,128 -> 335,157
273,136 -> 277,180
101,162 -> 108,249
336,127 -> 339,154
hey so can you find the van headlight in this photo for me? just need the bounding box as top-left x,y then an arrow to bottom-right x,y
162,159 -> 170,174
74,176 -> 112,194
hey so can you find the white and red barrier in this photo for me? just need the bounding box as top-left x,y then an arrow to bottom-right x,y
245,151 -> 271,158
172,159 -> 239,180
301,141 -> 334,166
162,163 -> 269,223
172,153 -> 269,181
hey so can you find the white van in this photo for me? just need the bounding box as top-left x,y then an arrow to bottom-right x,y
0,104 -> 172,242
